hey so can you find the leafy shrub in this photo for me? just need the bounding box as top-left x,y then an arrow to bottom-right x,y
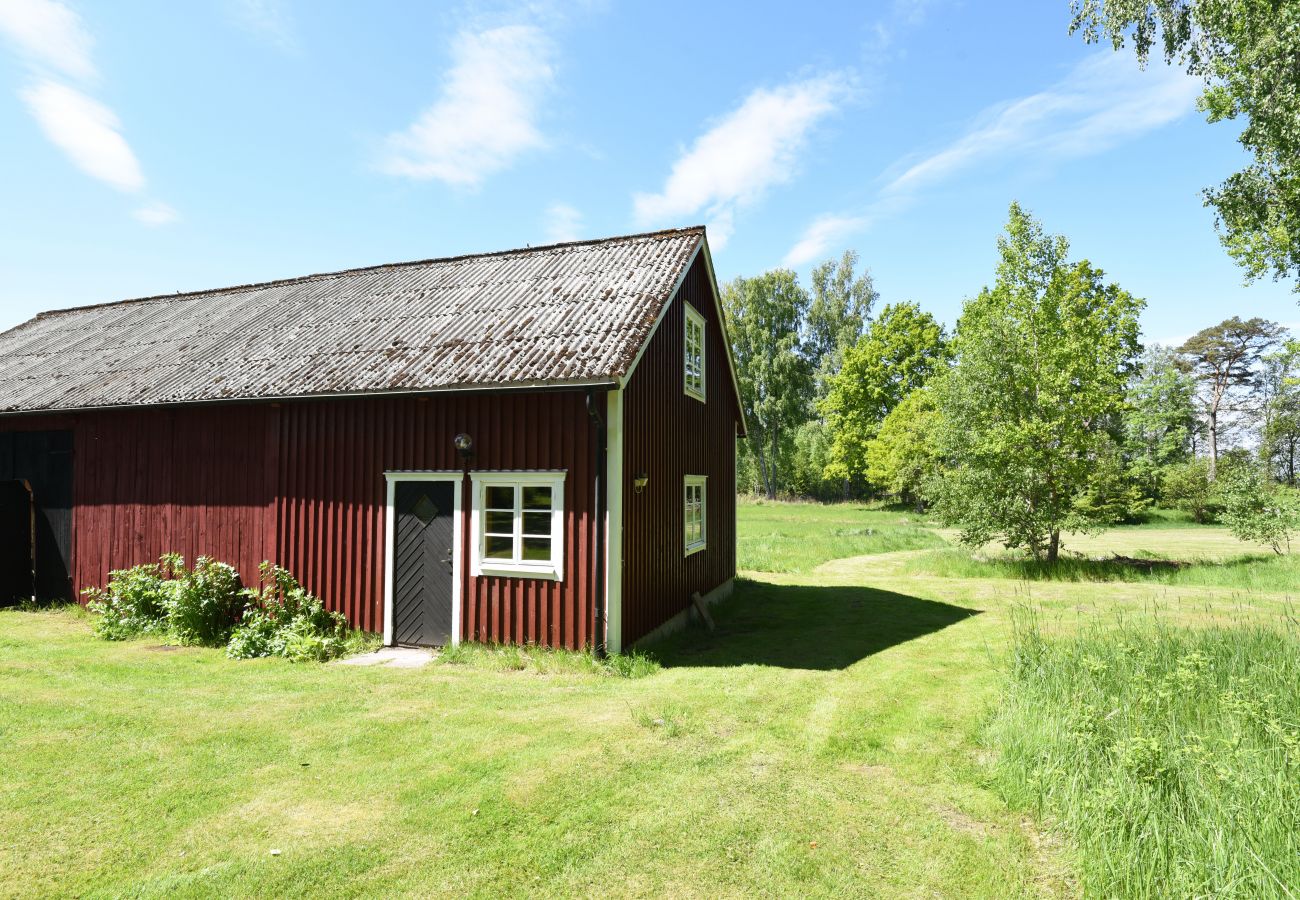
1216,462 -> 1300,554
1160,458 -> 1219,523
987,613 -> 1300,898
82,557 -> 181,641
227,563 -> 350,662
166,556 -> 246,646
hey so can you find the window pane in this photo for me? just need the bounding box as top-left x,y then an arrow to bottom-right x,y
484,535 -> 513,559
486,485 -> 514,510
522,485 -> 552,510
522,511 -> 551,537
521,537 -> 551,561
485,510 -> 514,535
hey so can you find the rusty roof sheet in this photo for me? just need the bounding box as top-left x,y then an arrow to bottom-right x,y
0,227 -> 705,414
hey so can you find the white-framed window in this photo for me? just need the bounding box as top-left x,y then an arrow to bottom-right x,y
684,302 -> 706,402
684,475 -> 707,555
470,471 -> 566,580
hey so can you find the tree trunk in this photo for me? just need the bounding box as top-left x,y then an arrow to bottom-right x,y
1207,407 -> 1219,481
1046,530 -> 1060,565
753,440 -> 775,500
769,426 -> 780,500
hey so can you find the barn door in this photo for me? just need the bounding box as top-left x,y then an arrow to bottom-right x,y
0,480 -> 35,606
392,480 -> 456,646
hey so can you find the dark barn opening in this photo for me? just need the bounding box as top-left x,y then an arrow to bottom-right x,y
0,479 -> 34,605
0,430 -> 73,603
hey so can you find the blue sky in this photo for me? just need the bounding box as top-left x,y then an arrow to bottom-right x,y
0,0 -> 1295,343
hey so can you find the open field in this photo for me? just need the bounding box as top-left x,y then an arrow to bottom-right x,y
1,506 -> 1295,897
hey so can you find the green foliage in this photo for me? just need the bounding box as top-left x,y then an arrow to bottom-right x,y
165,556 -> 246,647
82,558 -> 180,641
1160,457 -> 1219,523
822,302 -> 948,482
1216,462 -> 1300,555
805,249 -> 877,391
722,270 -> 815,498
987,614 -> 1300,897
227,563 -> 352,662
929,203 -> 1144,561
1072,0 -> 1300,292
1072,436 -> 1152,524
787,420 -> 847,501
864,386 -> 942,507
1124,345 -> 1199,497
1261,339 -> 1300,484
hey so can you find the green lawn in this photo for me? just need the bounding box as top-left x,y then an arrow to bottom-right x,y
1,506 -> 1294,897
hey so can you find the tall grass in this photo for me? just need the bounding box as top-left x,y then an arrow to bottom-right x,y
986,613 -> 1300,898
736,501 -> 946,572
904,547 -> 1300,592
435,641 -> 661,678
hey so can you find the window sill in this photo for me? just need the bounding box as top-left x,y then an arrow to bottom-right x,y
684,388 -> 706,403
684,543 -> 707,557
475,562 -> 562,581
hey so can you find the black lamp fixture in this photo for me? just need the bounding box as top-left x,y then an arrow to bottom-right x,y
453,433 -> 474,459
633,471 -> 649,494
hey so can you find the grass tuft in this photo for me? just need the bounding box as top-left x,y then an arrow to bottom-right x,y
985,611 -> 1300,898
434,641 -> 660,678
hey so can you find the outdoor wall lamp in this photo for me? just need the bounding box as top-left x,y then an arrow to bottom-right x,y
633,472 -> 649,494
454,433 -> 474,459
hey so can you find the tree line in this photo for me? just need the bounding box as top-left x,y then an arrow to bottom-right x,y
724,203 -> 1300,561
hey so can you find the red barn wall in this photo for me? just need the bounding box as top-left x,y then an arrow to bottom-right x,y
0,391 -> 599,649
621,255 -> 739,645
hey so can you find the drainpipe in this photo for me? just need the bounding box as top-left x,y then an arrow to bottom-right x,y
586,387 -> 609,659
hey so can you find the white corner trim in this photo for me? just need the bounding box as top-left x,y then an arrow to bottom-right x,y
383,471 -> 464,647
468,470 -> 567,581
605,388 -> 624,654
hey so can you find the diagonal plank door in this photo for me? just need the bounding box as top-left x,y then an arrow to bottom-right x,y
392,480 -> 455,646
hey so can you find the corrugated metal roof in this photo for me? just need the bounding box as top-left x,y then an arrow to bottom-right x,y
0,227 -> 705,414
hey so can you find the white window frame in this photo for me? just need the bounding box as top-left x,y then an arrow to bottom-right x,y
684,302 -> 706,402
684,475 -> 707,556
469,471 -> 566,580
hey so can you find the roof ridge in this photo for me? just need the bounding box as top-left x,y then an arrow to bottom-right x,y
31,225 -> 706,321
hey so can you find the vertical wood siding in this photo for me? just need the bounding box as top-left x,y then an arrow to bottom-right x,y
1,391 -> 598,649
621,256 -> 739,645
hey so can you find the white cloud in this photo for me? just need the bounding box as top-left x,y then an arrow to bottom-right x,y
633,73 -> 850,250
20,79 -> 144,191
133,200 -> 179,226
783,214 -> 869,267
543,202 -> 581,243
885,52 -> 1200,196
226,0 -> 298,52
0,0 -> 95,81
380,25 -> 553,187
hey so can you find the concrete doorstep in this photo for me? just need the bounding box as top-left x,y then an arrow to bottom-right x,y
334,646 -> 434,669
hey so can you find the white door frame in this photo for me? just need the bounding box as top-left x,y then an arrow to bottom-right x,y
383,471 -> 464,647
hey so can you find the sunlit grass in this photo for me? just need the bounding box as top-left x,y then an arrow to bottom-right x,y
737,500 -> 947,572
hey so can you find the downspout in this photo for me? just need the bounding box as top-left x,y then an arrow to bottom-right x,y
586,387 -> 609,659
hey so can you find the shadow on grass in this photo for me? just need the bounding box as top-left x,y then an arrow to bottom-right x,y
644,578 -> 979,671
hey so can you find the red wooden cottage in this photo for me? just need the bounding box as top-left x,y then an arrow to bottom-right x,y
0,227 -> 744,652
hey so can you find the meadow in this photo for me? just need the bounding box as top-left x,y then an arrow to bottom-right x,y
0,504 -> 1295,897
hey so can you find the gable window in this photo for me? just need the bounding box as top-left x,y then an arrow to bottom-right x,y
684,303 -> 706,401
684,475 -> 707,555
470,472 -> 566,579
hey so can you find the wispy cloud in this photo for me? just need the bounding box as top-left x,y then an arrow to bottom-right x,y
133,200 -> 180,226
783,214 -> 869,267
226,0 -> 298,53
380,24 -> 553,187
0,0 -> 95,81
784,51 -> 1200,266
884,52 -> 1199,196
633,73 -> 851,250
543,202 -> 582,243
0,0 -> 175,222
21,80 -> 143,190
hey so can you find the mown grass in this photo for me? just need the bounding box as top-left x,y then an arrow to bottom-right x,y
986,612 -> 1300,898
436,641 -> 660,678
902,546 -> 1300,592
737,499 -> 946,572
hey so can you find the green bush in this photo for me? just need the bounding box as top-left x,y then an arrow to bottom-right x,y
165,556 -> 246,646
227,563 -> 351,662
987,614 -> 1300,898
1216,463 -> 1300,554
82,558 -> 179,641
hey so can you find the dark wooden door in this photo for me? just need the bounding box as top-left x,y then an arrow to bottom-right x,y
0,480 -> 34,606
392,480 -> 455,647
0,431 -> 72,603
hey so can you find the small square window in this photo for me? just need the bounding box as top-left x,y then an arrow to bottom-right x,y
471,473 -> 566,579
